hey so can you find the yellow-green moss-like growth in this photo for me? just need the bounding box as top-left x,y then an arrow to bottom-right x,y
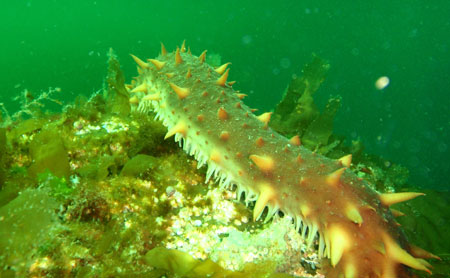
28,127 -> 70,179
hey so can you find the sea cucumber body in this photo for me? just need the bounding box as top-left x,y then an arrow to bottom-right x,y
132,49 -> 430,278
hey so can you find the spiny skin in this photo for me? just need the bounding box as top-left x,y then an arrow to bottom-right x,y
131,47 -> 432,278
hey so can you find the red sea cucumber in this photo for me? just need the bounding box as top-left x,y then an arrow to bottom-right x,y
130,42 -> 436,278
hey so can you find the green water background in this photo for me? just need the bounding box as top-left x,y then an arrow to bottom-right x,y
0,1 -> 448,190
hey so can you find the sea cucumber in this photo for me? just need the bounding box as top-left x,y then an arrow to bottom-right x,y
130,42 -> 436,278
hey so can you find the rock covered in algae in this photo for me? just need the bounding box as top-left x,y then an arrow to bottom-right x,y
28,127 -> 70,179
0,188 -> 59,272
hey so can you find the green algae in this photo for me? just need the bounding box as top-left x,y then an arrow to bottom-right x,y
392,189 -> 450,278
105,48 -> 130,117
144,247 -> 295,278
76,154 -> 116,180
0,128 -> 6,188
120,154 -> 157,177
6,117 -> 47,142
271,55 -> 330,141
28,127 -> 70,179
301,96 -> 342,151
0,188 -> 59,275
37,170 -> 73,201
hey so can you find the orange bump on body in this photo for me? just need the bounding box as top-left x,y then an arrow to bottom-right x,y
130,54 -> 149,69
390,209 -> 405,217
255,137 -> 265,147
215,62 -> 231,75
169,83 -> 190,99
160,42 -> 167,55
142,93 -> 161,101
198,50 -> 207,63
175,47 -> 183,64
300,203 -> 311,218
289,135 -> 301,146
186,68 -> 192,78
218,107 -> 228,120
131,83 -> 148,93
148,59 -> 166,70
299,177 -> 308,186
379,192 -> 425,206
326,168 -> 345,186
164,121 -> 187,139
220,131 -> 230,141
409,245 -> 441,260
329,224 -> 350,266
216,68 -> 230,87
338,154 -> 352,167
249,154 -> 274,172
253,183 -> 277,221
129,95 -> 139,105
180,40 -> 186,52
210,149 -> 221,163
257,112 -> 272,128
345,204 -> 363,225
382,233 -> 431,273
236,93 -> 247,99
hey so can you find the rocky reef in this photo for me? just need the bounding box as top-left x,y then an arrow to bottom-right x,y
0,49 -> 447,278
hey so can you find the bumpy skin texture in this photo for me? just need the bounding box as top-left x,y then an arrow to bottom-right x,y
131,46 -> 432,278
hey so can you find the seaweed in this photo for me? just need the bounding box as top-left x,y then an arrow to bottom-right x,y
0,128 -> 6,188
271,54 -> 330,141
28,126 -> 70,179
269,54 -> 412,193
105,48 -> 131,117
144,247 -> 295,278
120,154 -> 157,178
0,188 -> 60,276
37,170 -> 74,201
301,96 -> 342,151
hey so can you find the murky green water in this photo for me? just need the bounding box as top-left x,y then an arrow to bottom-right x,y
1,1 -> 449,190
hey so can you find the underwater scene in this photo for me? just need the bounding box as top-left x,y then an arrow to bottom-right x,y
0,1 -> 449,278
